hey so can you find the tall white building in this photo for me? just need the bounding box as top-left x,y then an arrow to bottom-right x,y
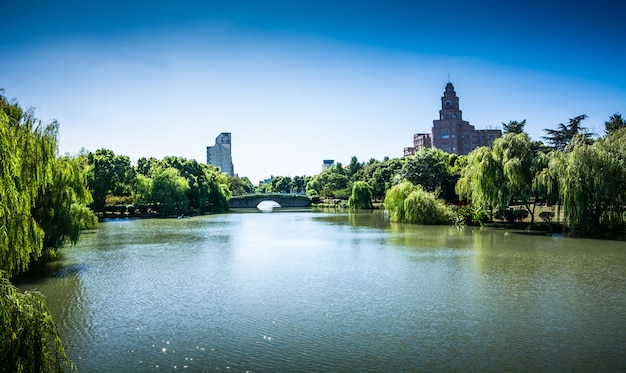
206,132 -> 234,176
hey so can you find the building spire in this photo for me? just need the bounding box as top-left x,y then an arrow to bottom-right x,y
447,73 -> 450,82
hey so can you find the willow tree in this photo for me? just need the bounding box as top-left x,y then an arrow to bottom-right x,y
548,134 -> 626,233
1,91 -> 75,371
456,146 -> 506,221
151,167 -> 190,215
0,109 -> 56,277
348,181 -> 373,209
384,181 -> 450,224
32,155 -> 98,255
493,133 -> 549,223
1,277 -> 75,372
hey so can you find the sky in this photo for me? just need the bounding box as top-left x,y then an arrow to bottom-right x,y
1,0 -> 625,183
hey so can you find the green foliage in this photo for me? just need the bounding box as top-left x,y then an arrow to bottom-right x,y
348,181 -> 373,209
151,167 -> 190,215
543,114 -> 591,151
1,90 -> 76,370
604,113 -> 625,135
32,156 -> 98,254
453,205 -> 488,226
307,165 -> 350,198
363,157 -> 404,200
400,148 -> 459,202
384,181 -> 451,224
86,149 -> 135,210
1,275 -> 75,372
132,157 -> 230,214
547,131 -> 626,233
495,208 -> 530,222
1,96 -> 56,277
502,119 -> 526,135
456,146 -> 506,220
457,133 -> 548,222
271,176 -> 292,193
229,176 -> 255,195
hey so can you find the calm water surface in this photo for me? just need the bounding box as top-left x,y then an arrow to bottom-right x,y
17,210 -> 626,372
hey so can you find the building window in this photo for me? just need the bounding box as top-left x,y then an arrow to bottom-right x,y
442,130 -> 449,139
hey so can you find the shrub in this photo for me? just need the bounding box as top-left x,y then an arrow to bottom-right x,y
453,205 -> 488,226
384,181 -> 452,224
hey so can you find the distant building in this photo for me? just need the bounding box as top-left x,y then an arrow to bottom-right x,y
322,159 -> 335,171
404,83 -> 501,156
206,132 -> 234,176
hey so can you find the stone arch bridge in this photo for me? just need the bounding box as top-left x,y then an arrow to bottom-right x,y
229,193 -> 311,209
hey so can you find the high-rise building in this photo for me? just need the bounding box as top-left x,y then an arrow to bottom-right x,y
206,132 -> 234,176
404,83 -> 501,156
322,159 -> 335,171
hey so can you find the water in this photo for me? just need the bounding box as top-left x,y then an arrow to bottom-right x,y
16,210 -> 626,372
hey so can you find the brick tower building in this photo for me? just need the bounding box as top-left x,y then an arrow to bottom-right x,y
404,83 -> 501,156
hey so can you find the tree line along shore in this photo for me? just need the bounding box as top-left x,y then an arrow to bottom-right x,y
1,90 -> 625,372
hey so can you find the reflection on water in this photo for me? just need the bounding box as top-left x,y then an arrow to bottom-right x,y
16,211 -> 626,372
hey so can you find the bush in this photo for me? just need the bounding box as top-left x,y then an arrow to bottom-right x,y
453,205 -> 488,226
384,181 -> 452,225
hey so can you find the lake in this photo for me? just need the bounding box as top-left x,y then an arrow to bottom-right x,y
17,210 -> 626,372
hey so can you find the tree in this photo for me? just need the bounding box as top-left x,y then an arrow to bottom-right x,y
348,181 -> 373,209
543,114 -> 590,151
271,176 -> 292,193
87,149 -> 135,210
604,113 -> 625,135
502,119 -> 526,135
493,133 -> 548,223
150,167 -> 190,215
347,156 -> 364,180
547,130 -> 626,233
307,165 -> 350,198
203,164 -> 230,212
1,90 -> 77,371
365,157 -> 404,201
32,155 -> 98,255
1,99 -> 56,277
400,148 -> 459,203
384,181 -> 451,224
456,147 -> 506,221
229,176 -> 255,195
292,175 -> 309,194
1,276 -> 75,372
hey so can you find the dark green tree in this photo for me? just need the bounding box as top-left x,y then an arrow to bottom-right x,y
271,176 -> 293,193
543,114 -> 590,151
366,157 -> 404,201
87,149 -> 135,210
604,113 -> 625,135
307,165 -> 350,198
229,176 -> 255,195
400,148 -> 459,203
502,119 -> 526,135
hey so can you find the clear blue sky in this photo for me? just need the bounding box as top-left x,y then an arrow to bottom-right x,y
2,0 -> 624,183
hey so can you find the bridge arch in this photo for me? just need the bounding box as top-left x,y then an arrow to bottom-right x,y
228,193 -> 311,209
